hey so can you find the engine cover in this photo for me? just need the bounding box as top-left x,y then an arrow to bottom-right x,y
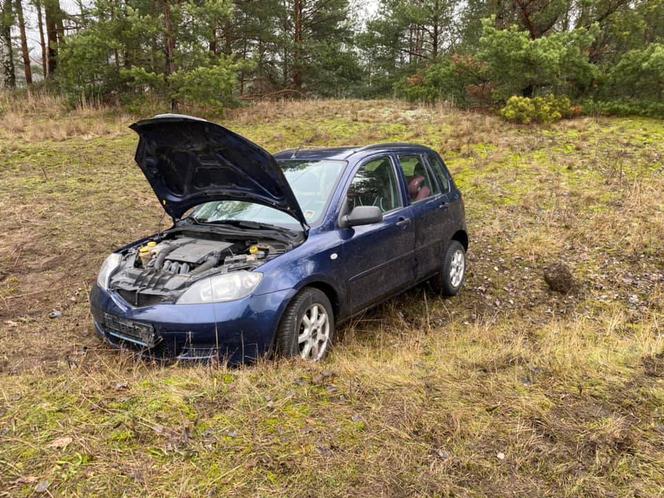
165,238 -> 234,264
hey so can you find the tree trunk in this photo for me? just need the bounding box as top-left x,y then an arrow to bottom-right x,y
432,24 -> 438,59
292,0 -> 303,90
281,7 -> 288,86
109,0 -> 120,78
240,29 -> 247,96
34,0 -> 47,76
161,0 -> 177,110
75,0 -> 86,28
0,0 -> 15,88
56,1 -> 64,44
209,26 -> 217,55
223,18 -> 232,55
162,0 -> 175,76
121,0 -> 130,68
44,0 -> 60,76
431,0 -> 439,58
14,0 -> 31,85
514,0 -> 539,39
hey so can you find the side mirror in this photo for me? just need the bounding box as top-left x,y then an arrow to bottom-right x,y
340,205 -> 383,228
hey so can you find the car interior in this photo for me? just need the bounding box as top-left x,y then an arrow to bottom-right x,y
400,155 -> 435,202
347,157 -> 401,212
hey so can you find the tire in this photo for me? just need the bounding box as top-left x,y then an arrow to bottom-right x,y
430,240 -> 466,297
275,287 -> 335,361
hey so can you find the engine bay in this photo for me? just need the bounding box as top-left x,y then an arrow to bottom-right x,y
109,227 -> 298,307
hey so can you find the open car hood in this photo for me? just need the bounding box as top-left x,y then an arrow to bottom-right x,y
130,114 -> 306,227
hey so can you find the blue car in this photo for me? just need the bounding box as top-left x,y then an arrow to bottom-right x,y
90,114 -> 468,362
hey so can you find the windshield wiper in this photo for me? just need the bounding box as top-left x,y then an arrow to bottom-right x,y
199,219 -> 287,231
193,219 -> 302,240
225,219 -> 294,231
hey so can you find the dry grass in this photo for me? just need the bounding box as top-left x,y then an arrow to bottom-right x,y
0,90 -> 132,142
0,96 -> 663,496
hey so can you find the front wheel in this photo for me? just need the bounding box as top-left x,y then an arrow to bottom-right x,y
430,241 -> 466,297
274,288 -> 335,361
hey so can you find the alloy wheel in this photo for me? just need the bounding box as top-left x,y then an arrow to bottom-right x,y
298,303 -> 330,361
449,249 -> 465,288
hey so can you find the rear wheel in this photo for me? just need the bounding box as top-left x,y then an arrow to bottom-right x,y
430,240 -> 466,297
275,288 -> 335,361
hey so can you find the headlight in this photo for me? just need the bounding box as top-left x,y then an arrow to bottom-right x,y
97,253 -> 122,290
177,271 -> 263,304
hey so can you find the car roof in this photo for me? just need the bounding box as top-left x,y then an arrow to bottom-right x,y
274,147 -> 358,161
274,143 -> 436,162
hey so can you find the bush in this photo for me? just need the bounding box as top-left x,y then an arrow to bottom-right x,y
500,95 -> 574,124
598,44 -> 664,102
395,54 -> 490,107
120,58 -> 245,112
57,30 -> 123,105
171,59 -> 242,110
582,99 -> 664,119
477,18 -> 598,101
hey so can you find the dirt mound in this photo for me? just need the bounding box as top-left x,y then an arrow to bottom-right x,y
543,262 -> 575,294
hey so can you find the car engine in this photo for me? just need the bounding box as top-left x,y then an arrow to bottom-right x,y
108,228 -> 295,307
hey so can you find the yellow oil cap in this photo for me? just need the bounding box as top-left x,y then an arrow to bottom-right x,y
249,245 -> 259,255
147,241 -> 157,248
139,246 -> 150,253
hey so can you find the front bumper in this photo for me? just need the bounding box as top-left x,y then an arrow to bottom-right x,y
90,284 -> 296,363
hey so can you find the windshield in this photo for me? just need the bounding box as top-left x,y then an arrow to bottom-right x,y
190,159 -> 346,228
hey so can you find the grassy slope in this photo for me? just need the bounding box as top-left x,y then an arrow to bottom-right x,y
0,97 -> 663,497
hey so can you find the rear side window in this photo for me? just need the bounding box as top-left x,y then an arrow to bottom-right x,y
426,152 -> 451,193
347,156 -> 402,213
398,154 -> 439,202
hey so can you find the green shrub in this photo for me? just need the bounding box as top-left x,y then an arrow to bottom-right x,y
120,58 -> 245,112
477,18 -> 598,101
171,59 -> 242,111
599,44 -> 664,102
582,99 -> 664,119
500,95 -> 574,124
500,96 -> 537,123
395,54 -> 490,107
57,30 -> 123,105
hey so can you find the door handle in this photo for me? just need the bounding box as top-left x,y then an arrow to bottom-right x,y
396,217 -> 411,229
438,201 -> 449,210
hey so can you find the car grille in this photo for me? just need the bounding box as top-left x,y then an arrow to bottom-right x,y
103,313 -> 158,348
116,289 -> 170,308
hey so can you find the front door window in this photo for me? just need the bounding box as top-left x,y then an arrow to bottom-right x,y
347,156 -> 402,213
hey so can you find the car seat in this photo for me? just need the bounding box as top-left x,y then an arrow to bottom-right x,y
408,162 -> 431,201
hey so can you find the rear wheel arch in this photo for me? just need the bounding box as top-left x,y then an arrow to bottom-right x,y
430,239 -> 466,297
451,229 -> 468,251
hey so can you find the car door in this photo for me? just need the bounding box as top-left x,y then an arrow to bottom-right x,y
339,154 -> 416,313
397,152 -> 454,280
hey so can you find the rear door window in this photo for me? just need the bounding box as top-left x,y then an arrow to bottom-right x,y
426,152 -> 451,193
397,154 -> 439,203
